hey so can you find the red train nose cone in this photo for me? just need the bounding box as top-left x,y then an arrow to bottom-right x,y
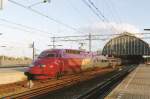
28,66 -> 43,74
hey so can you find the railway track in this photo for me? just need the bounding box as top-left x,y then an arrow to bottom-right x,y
76,65 -> 137,99
0,68 -> 113,99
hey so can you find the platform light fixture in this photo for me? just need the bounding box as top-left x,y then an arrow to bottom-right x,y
43,0 -> 51,3
144,29 -> 150,31
28,0 -> 51,8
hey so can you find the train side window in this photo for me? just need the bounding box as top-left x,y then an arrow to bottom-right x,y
59,54 -> 61,57
56,54 -> 61,57
102,60 -> 107,62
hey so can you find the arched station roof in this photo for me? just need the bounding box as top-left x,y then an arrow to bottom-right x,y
102,33 -> 150,56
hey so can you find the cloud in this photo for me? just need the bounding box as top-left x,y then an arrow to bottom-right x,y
80,22 -> 141,37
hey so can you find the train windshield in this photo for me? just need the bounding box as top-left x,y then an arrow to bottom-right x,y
46,54 -> 55,57
38,52 -> 55,58
38,51 -> 61,58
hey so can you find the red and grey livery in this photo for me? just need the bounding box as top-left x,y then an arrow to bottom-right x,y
25,49 -> 113,80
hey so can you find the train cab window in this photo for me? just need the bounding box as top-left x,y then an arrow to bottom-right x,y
39,51 -> 58,58
46,54 -> 55,58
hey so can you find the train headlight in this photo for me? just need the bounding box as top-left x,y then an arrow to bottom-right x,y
40,64 -> 46,67
50,65 -> 53,68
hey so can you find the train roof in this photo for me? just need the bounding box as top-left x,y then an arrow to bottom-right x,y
42,49 -> 86,52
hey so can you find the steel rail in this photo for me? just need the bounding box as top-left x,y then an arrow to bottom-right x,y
76,65 -> 137,99
1,68 -> 110,99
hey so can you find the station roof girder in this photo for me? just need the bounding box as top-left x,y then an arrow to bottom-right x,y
102,32 -> 150,56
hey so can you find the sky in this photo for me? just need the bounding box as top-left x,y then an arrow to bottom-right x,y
0,0 -> 150,58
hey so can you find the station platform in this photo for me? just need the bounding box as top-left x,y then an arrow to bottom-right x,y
105,64 -> 150,99
0,67 -> 27,85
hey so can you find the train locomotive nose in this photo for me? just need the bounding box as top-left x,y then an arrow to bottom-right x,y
24,63 -> 49,80
24,66 -> 35,80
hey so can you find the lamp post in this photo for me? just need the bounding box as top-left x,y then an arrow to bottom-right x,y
0,33 -> 4,65
144,29 -> 150,64
29,42 -> 35,61
0,45 -> 6,66
0,0 -> 3,9
31,42 -> 35,61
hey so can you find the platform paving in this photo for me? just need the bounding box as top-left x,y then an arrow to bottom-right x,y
105,64 -> 150,99
0,67 -> 27,84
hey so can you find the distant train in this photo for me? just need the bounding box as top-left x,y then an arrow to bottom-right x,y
107,57 -> 122,69
25,49 -> 121,80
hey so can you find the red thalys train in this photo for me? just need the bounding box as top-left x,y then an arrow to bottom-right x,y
25,49 -> 121,80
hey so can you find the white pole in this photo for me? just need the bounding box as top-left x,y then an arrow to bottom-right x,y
0,0 -> 3,9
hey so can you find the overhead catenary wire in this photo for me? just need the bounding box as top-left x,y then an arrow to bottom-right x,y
82,0 -> 120,33
88,0 -> 109,22
0,22 -> 53,45
102,0 -> 119,24
105,0 -> 122,23
81,0 -> 104,21
0,18 -> 53,35
87,0 -> 118,31
51,33 -> 150,41
8,0 -> 83,33
109,0 -> 122,23
55,39 -> 108,42
0,23 -> 35,33
65,0 -> 92,23
52,32 -> 150,39
87,0 -> 121,24
0,23 -> 49,37
28,1 -> 43,8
